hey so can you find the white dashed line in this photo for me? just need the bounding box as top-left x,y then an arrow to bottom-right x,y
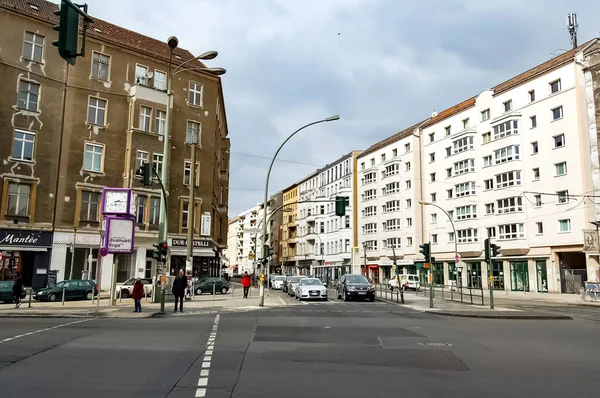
196,314 -> 220,398
0,318 -> 95,345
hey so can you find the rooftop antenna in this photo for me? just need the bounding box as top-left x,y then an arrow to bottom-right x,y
567,13 -> 578,49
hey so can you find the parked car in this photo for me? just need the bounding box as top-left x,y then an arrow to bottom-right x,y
287,276 -> 307,297
271,276 -> 286,290
295,278 -> 327,301
336,274 -> 375,302
33,280 -> 98,302
282,276 -> 293,293
388,274 -> 420,291
0,281 -> 26,303
194,277 -> 229,295
116,278 -> 153,298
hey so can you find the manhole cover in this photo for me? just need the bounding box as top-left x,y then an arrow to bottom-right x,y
419,342 -> 453,347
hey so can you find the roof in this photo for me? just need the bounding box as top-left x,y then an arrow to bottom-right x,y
357,120 -> 428,159
420,97 -> 476,129
0,0 -> 206,69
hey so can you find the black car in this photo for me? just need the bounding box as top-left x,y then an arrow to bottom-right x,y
336,274 -> 375,302
0,281 -> 26,303
33,280 -> 98,302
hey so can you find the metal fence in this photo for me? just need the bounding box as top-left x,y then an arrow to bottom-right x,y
374,283 -> 484,306
374,284 -> 407,303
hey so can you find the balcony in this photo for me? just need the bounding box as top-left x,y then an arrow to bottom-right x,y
130,84 -> 167,106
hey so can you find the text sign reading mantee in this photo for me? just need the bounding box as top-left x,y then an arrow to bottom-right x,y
104,217 -> 135,254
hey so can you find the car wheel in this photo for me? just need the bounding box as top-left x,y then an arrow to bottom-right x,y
220,287 -> 228,294
47,293 -> 56,302
121,289 -> 130,299
86,291 -> 93,300
195,287 -> 203,295
369,296 -> 375,302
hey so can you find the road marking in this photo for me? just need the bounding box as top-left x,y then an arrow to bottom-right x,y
195,314 -> 220,398
0,318 -> 95,345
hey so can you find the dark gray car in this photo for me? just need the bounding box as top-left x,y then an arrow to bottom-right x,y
336,274 -> 375,301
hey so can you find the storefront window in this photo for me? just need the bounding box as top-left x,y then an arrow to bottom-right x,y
536,260 -> 548,292
491,261 -> 504,290
432,263 -> 444,285
510,261 -> 529,292
467,262 -> 482,288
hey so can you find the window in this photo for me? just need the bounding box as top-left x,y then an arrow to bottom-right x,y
446,168 -> 452,178
17,79 -> 40,111
384,163 -> 399,177
557,190 -> 569,204
528,90 -> 535,102
532,168 -> 540,181
482,132 -> 491,144
498,223 -> 525,240
462,118 -> 470,129
457,228 -> 478,243
430,173 -> 436,182
6,183 -> 30,216
455,182 -> 476,197
405,180 -> 412,189
23,31 -> 44,62
360,162 -> 365,170
493,120 -> 518,140
140,106 -> 152,132
363,206 -> 376,217
182,202 -> 190,229
363,189 -> 376,201
429,133 -> 435,143
381,154 -> 386,162
484,179 -> 493,190
12,130 -> 35,161
554,134 -> 565,148
363,172 -> 377,185
483,155 -> 492,167
552,106 -> 563,121
487,227 -> 496,238
431,213 -> 438,223
558,219 -> 571,233
406,218 -> 412,227
447,189 -> 453,199
136,196 -> 147,224
405,199 -> 411,209
91,52 -> 110,81
80,191 -> 100,222
536,222 -> 543,234
345,215 -> 350,228
531,141 -> 538,154
503,100 -> 512,112
555,162 -> 567,176
152,154 -> 163,177
494,145 -> 520,164
155,110 -> 166,136
448,232 -> 455,242
405,162 -> 411,172
445,126 -> 451,136
385,238 -> 401,249
456,205 -> 477,220
550,79 -> 561,94
364,240 -> 377,251
430,234 -> 438,244
149,198 -> 160,225
485,203 -> 495,215
363,223 -> 377,234
407,237 -> 413,246
189,81 -> 203,106
87,97 -> 107,126
429,152 -> 435,162
534,194 -> 542,207
495,171 -> 521,188
383,182 -> 400,195
186,121 -> 201,144
445,147 -> 451,157
481,109 -> 490,121
392,148 -> 398,157
497,197 -> 523,214
384,219 -> 401,231
370,158 -> 375,166
154,70 -> 166,90
135,64 -> 149,85
530,116 -> 537,129
453,136 -> 474,154
83,143 -> 103,172
136,150 -> 148,170
454,159 -> 475,175
430,193 -> 437,202
405,143 -> 410,153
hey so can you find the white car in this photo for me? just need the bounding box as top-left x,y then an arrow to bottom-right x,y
271,276 -> 285,290
287,276 -> 307,297
116,278 -> 153,298
388,274 -> 420,291
295,278 -> 328,301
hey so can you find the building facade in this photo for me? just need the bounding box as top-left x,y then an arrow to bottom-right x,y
279,184 -> 298,274
356,122 -> 427,284
0,0 -> 230,289
266,192 -> 284,275
224,205 -> 263,276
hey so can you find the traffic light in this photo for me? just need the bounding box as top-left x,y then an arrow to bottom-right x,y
335,196 -> 349,217
491,242 -> 501,258
484,239 -> 501,263
419,242 -> 431,262
53,0 -> 82,65
158,242 -> 168,258
152,243 -> 161,261
137,163 -> 152,186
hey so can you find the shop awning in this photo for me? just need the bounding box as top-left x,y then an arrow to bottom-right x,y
368,265 -> 378,269
0,246 -> 48,252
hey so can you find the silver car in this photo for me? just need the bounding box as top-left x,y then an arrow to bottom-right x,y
295,278 -> 328,301
287,276 -> 307,297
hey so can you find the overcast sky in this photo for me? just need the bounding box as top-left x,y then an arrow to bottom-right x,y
66,0 -> 600,216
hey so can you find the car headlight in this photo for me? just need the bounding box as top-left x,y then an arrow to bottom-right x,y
349,286 -> 356,291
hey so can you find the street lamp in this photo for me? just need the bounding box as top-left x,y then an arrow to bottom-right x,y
419,201 -> 459,287
258,115 -> 341,306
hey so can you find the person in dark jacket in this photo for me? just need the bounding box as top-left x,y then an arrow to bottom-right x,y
172,269 -> 188,312
132,278 -> 144,313
241,272 -> 252,298
12,273 -> 23,308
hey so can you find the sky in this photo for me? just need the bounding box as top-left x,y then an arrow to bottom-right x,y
59,0 -> 600,216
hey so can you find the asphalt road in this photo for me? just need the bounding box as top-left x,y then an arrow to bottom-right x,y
0,291 -> 598,398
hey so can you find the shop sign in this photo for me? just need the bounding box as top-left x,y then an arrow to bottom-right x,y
200,212 -> 211,236
171,239 -> 211,248
103,217 -> 135,254
0,229 -> 52,247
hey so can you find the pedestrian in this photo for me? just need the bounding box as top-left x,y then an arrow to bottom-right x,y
172,269 -> 187,312
132,277 -> 144,313
241,271 -> 251,298
12,272 -> 23,308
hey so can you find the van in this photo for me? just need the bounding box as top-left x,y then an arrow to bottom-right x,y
388,274 -> 420,291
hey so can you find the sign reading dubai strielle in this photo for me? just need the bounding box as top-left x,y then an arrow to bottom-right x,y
100,188 -> 136,255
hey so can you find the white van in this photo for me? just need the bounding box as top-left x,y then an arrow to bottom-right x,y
388,274 -> 420,291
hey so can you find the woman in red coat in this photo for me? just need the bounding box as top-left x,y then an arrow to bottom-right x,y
241,272 -> 252,299
132,278 -> 144,312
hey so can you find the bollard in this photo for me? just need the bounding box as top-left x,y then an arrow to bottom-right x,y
400,286 -> 405,304
62,285 -> 66,306
28,288 -> 33,308
213,282 -> 216,300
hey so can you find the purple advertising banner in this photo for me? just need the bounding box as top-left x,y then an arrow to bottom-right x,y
104,217 -> 135,254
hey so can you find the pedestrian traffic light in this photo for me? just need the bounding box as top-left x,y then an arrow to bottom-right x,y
158,241 -> 168,257
52,0 -> 92,65
484,238 -> 501,263
335,196 -> 349,217
152,243 -> 161,261
491,242 -> 501,258
419,242 -> 431,262
136,163 -> 152,186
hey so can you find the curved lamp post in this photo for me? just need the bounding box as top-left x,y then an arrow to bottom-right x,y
258,115 -> 340,306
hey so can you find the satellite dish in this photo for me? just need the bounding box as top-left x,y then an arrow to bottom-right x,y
146,71 -> 154,79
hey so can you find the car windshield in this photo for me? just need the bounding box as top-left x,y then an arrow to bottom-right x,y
123,278 -> 136,285
274,276 -> 285,281
346,275 -> 369,283
0,281 -> 13,288
291,277 -> 302,283
300,279 -> 322,286
54,281 -> 65,289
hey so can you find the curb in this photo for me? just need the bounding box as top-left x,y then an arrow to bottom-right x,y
0,313 -> 100,319
430,311 -> 572,320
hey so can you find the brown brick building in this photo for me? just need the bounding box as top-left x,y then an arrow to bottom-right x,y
0,0 -> 230,289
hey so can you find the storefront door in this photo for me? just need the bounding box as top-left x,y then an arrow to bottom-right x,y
467,262 -> 482,288
536,260 -> 548,293
510,261 -> 529,292
491,261 -> 504,290
1,252 -> 21,281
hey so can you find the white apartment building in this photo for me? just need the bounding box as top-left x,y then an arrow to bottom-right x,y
225,204 -> 264,275
356,123 -> 427,284
296,152 -> 359,281
419,45 -> 597,294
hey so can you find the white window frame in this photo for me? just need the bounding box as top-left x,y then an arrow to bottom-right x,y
17,79 -> 40,112
457,228 -> 478,243
136,150 -> 148,170
452,136 -> 474,154
454,159 -> 475,175
455,205 -> 477,220
495,171 -> 521,189
383,182 -> 400,195
135,64 -> 149,85
87,96 -> 107,126
497,197 -> 523,214
481,109 -> 490,121
155,109 -> 166,136
91,51 -> 110,81
552,106 -> 563,121
558,219 -> 571,233
139,106 -> 152,132
363,189 -> 376,201
385,200 -> 401,213
554,134 -> 565,148
555,162 -> 567,176
536,222 -> 543,235
498,223 -> 525,240
384,163 -> 400,177
363,172 -> 377,185
189,81 -> 203,107
493,120 -> 518,140
363,206 -> 377,217
384,218 -> 401,231
23,31 -> 45,63
83,143 -> 104,173
186,120 -> 202,145
494,145 -> 520,164
154,70 -> 167,90
152,153 -> 163,178
455,182 -> 476,197
12,129 -> 35,162
363,223 -> 377,234
550,79 -> 561,94
6,182 -> 31,217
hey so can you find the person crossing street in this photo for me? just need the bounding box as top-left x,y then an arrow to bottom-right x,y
241,272 -> 252,298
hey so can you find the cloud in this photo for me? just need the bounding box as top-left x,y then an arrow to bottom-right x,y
73,0 -> 600,216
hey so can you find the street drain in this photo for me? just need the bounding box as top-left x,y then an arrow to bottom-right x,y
419,342 -> 453,347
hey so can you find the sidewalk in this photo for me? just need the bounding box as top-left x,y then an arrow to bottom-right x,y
375,289 -> 572,320
0,285 -> 286,318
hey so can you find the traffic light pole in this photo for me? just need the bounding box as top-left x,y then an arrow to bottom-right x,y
429,249 -> 434,309
484,238 -> 496,310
